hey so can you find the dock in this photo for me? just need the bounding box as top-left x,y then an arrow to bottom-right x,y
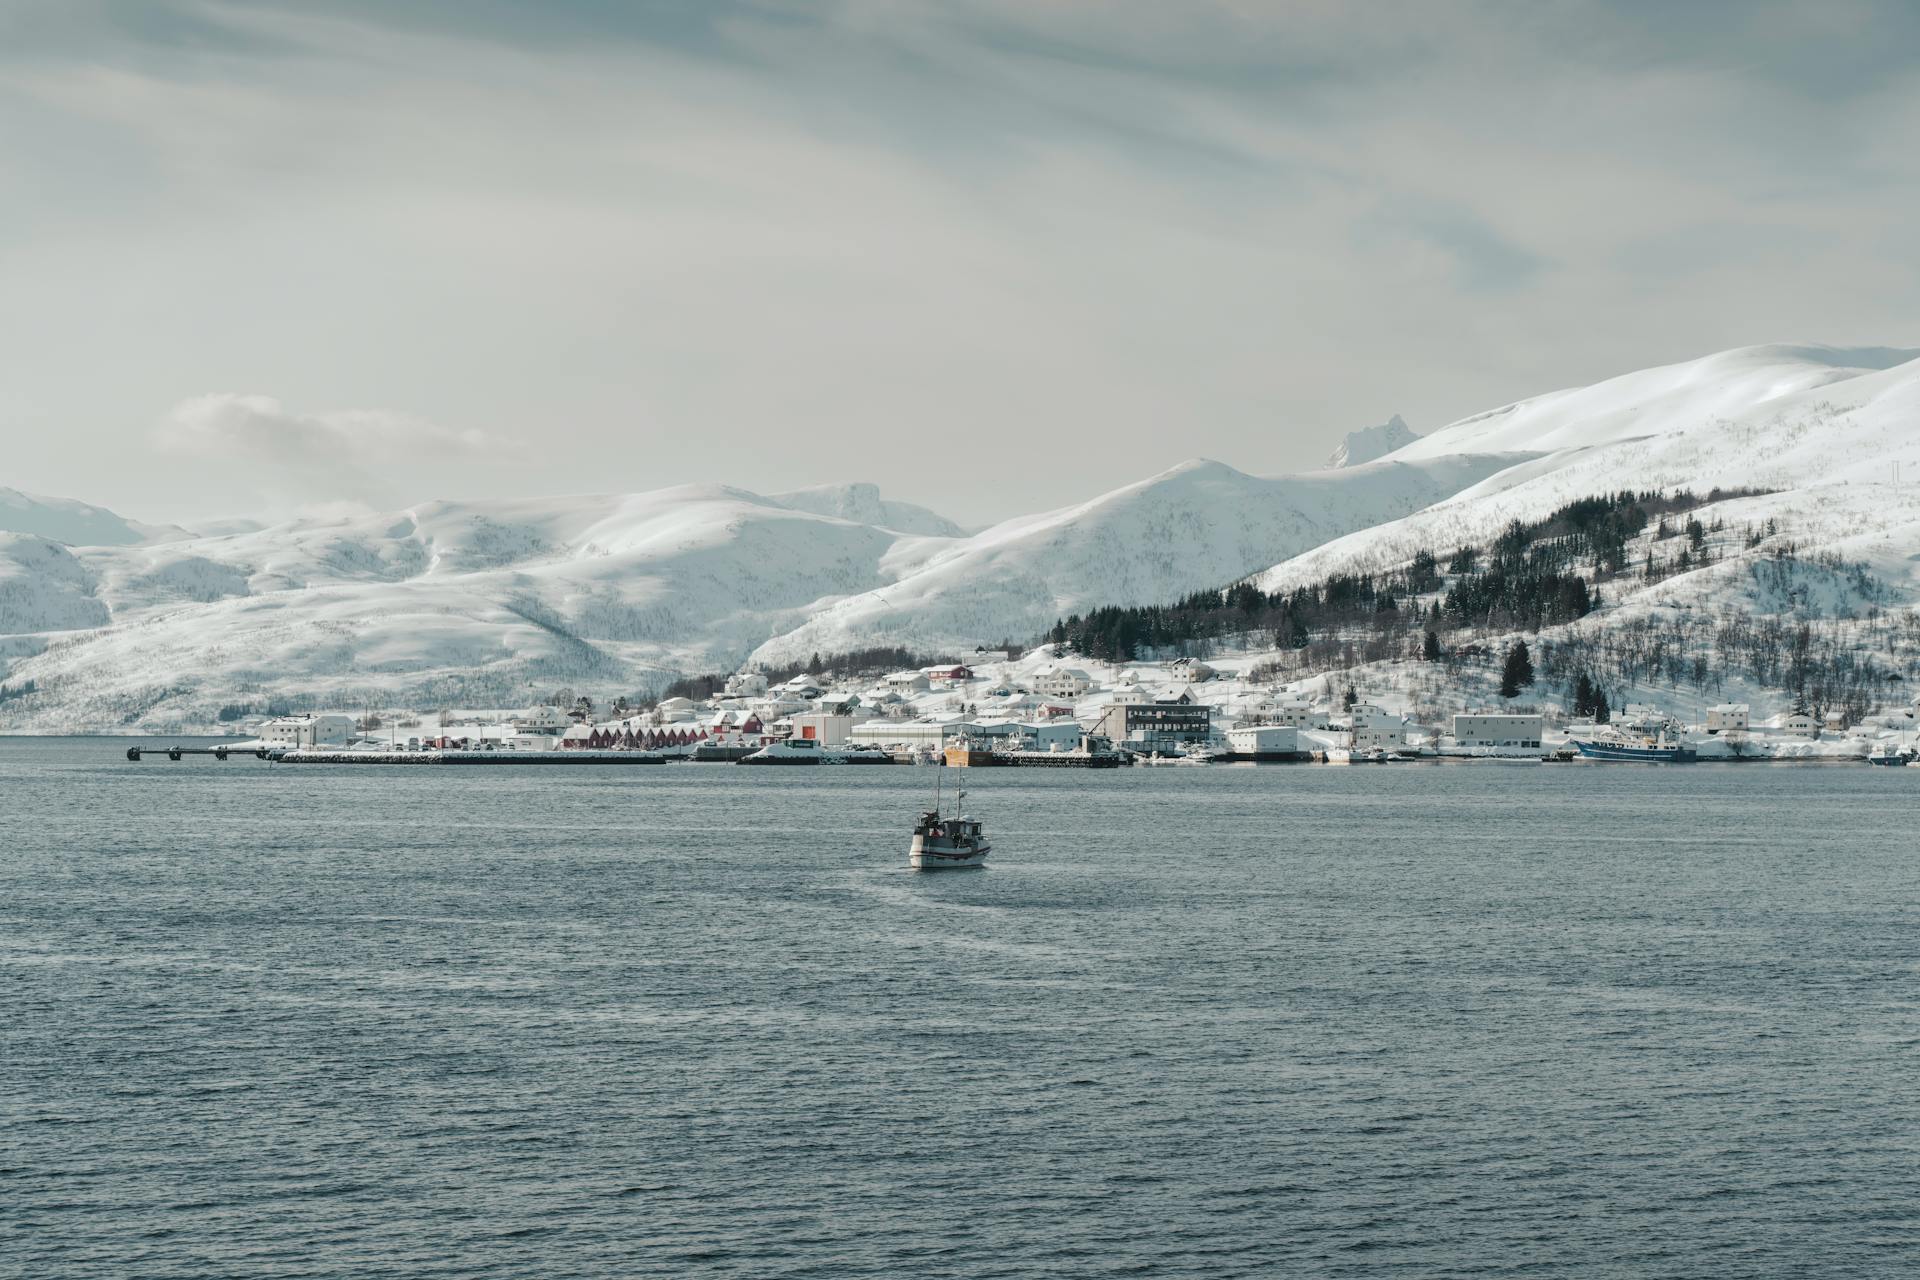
274,749 -> 669,765
126,744 -> 265,761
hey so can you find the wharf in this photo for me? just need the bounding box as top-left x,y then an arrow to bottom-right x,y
275,749 -> 669,765
126,743 -> 263,761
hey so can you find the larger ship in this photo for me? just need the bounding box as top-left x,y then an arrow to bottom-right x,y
1571,712 -> 1695,763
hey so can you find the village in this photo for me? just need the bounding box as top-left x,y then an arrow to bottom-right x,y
218,643 -> 1920,768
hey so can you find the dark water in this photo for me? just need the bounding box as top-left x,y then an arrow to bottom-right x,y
5,738 -> 1920,1277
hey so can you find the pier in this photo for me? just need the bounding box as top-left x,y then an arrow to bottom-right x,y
126,744 -> 266,762
274,749 -> 670,765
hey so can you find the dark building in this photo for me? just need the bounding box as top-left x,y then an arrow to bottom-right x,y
1095,697 -> 1212,752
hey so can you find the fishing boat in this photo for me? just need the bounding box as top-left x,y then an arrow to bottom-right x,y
1570,717 -> 1696,763
1867,742 -> 1916,767
910,769 -> 990,870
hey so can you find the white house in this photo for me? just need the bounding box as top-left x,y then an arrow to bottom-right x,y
884,671 -> 931,693
511,704 -> 570,735
1030,662 -> 1093,699
1170,657 -> 1216,682
1705,703 -> 1750,734
1270,700 -> 1330,730
724,672 -> 768,697
1774,712 -> 1819,738
751,695 -> 811,720
258,713 -> 356,748
1347,703 -> 1406,751
656,696 -> 697,718
1451,712 -> 1544,751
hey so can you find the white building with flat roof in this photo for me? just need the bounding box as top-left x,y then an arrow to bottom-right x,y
1226,724 -> 1300,758
789,713 -> 854,745
258,712 -> 356,748
1451,712 -> 1544,752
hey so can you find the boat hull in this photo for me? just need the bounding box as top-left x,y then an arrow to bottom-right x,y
909,837 -> 990,870
1572,740 -> 1696,763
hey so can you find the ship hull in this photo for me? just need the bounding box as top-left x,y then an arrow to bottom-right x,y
909,837 -> 990,870
1572,741 -> 1696,763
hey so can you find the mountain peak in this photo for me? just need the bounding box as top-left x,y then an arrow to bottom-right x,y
1326,416 -> 1419,469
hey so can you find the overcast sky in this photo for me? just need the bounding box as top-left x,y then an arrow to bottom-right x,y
3,0 -> 1916,525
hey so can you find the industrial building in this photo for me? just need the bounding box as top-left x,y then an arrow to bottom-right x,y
1450,712 -> 1544,752
1224,724 -> 1302,761
1094,697 -> 1213,752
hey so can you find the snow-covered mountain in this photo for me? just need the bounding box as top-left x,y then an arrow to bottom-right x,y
0,487 -> 188,546
1257,342 -> 1920,590
9,341 -> 1920,732
0,453 -> 1516,729
1326,415 -> 1419,468
746,453 -> 1525,668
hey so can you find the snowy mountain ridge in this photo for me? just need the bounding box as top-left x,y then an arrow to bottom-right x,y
0,487 -> 191,547
7,341 -> 1920,732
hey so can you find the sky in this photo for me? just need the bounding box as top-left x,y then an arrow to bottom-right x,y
2,0 -> 1917,526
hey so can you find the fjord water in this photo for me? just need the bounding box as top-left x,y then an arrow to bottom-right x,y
5,739 -> 1918,1277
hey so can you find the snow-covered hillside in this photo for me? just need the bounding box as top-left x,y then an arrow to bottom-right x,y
9,341 -> 1920,733
0,485 -> 917,730
1256,343 -> 1920,590
0,454 -> 1516,730
747,453 -> 1526,668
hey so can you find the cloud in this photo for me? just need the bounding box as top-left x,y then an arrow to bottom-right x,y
153,393 -> 508,508
2,1 -> 1918,524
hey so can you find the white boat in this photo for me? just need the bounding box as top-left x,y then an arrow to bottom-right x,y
740,737 -> 825,764
741,738 -> 891,765
910,771 -> 989,870
1326,746 -> 1409,764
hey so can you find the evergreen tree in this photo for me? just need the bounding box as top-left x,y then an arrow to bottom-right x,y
1572,671 -> 1596,717
1422,629 -> 1442,662
1499,640 -> 1535,698
1342,685 -> 1358,711
1593,688 -> 1611,723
